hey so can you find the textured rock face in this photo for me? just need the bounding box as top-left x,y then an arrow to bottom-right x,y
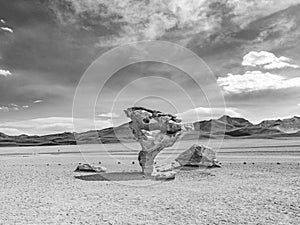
124,107 -> 194,176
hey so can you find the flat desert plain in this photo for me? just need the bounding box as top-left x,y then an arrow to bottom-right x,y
0,138 -> 299,225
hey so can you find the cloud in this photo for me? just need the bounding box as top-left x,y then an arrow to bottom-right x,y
218,71 -> 300,94
176,106 -> 241,122
227,0 -> 300,27
0,128 -> 24,136
0,69 -> 12,76
0,106 -> 9,112
242,51 -> 299,69
0,105 -> 17,112
0,117 -> 113,135
0,26 -> 13,33
64,0 -> 218,46
0,19 -> 5,24
97,112 -> 119,119
33,100 -> 44,103
49,0 -> 299,47
0,103 -> 29,112
10,103 -> 19,111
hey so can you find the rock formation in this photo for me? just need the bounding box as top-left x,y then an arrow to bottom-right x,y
124,106 -> 220,179
124,107 -> 194,177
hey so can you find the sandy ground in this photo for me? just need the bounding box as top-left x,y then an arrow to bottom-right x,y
0,153 -> 299,225
1,139 -> 300,225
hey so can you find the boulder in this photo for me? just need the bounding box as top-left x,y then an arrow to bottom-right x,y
175,144 -> 221,167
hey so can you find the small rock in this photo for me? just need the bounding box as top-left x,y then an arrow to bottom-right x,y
243,162 -> 247,165
276,162 -> 281,165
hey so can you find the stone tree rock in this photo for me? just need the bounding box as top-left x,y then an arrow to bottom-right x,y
124,107 -> 194,178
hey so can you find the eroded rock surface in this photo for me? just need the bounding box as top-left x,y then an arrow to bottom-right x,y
124,107 -> 194,177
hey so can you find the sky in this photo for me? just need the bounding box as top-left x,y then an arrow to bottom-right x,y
0,0 -> 300,135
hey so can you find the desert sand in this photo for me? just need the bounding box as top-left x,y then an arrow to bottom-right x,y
0,139 -> 299,225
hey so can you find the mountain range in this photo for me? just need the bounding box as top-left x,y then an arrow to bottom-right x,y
1,115 -> 300,147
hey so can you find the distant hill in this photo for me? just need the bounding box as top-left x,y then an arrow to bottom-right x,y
193,115 -> 300,138
1,115 -> 300,147
257,116 -> 300,133
193,115 -> 253,134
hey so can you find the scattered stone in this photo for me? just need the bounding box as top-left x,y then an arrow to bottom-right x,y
243,162 -> 247,165
132,161 -> 135,164
118,162 -> 121,164
277,162 -> 281,165
153,170 -> 176,180
74,163 -> 106,172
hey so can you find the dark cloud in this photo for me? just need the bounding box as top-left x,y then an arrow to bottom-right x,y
0,0 -> 102,83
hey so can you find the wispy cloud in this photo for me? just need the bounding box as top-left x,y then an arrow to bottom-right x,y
0,26 -> 13,33
0,106 -> 9,112
242,51 -> 299,70
0,19 -> 5,24
33,100 -> 43,103
176,107 -> 241,122
0,117 -> 113,135
218,71 -> 300,94
0,103 -> 29,112
97,112 -> 119,119
0,69 -> 12,76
